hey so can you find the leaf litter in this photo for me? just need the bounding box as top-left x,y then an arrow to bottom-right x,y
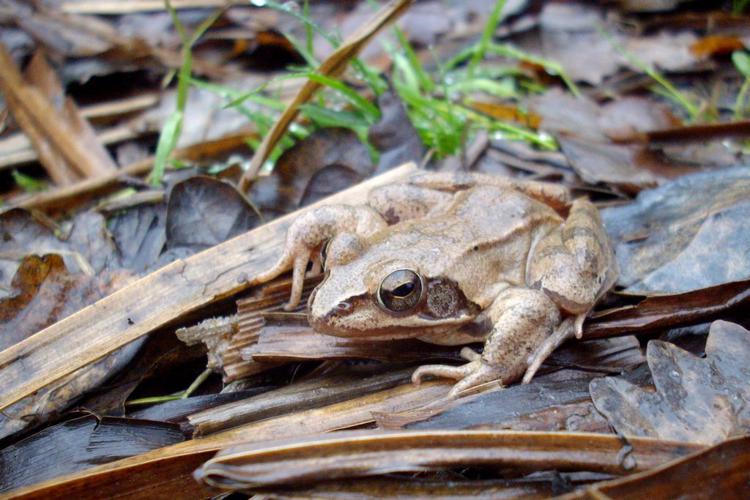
590,320 -> 750,445
1,0 -> 750,498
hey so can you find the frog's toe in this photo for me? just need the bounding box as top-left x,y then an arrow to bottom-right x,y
573,313 -> 586,339
459,347 -> 481,361
448,362 -> 504,398
411,361 -> 477,385
412,359 -> 504,398
522,317 -> 577,383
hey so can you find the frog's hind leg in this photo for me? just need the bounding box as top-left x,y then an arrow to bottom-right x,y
412,288 -> 560,398
528,197 -> 618,338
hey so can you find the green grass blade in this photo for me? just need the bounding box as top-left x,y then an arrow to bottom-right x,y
487,43 -> 580,96
300,103 -> 370,130
264,0 -> 341,48
393,26 -> 434,92
468,0 -> 507,77
12,170 -> 46,193
732,51 -> 750,77
303,72 -> 380,121
599,28 -> 698,119
447,78 -> 517,98
150,110 -> 183,186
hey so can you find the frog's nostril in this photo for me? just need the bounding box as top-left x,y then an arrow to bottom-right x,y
335,301 -> 351,311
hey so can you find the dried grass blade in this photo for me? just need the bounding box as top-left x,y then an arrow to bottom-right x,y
560,435 -> 750,499
3,380 -> 446,498
195,430 -> 705,491
0,45 -> 115,181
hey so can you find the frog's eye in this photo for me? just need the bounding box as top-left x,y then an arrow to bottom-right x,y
378,269 -> 423,313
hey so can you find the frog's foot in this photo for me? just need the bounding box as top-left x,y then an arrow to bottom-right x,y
412,350 -> 505,398
308,253 -> 323,278
522,315 -> 579,384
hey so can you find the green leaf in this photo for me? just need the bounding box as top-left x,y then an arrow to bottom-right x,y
393,27 -> 434,93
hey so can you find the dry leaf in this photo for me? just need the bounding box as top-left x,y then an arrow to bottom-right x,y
601,167 -> 750,292
249,128 -> 373,219
0,416 -> 184,493
563,435 -> 750,499
590,320 -> 750,445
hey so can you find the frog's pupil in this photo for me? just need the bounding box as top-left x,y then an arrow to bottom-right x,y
393,282 -> 414,297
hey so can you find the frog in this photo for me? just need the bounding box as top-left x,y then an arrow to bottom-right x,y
252,171 -> 618,397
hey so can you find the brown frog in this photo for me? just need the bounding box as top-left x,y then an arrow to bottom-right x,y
253,171 -> 618,397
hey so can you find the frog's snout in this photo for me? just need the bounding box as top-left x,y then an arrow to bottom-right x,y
307,285 -> 356,334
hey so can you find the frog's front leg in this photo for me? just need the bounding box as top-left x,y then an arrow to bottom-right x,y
412,288 -> 560,398
251,205 -> 387,309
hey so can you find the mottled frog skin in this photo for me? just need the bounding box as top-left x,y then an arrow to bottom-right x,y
253,171 -> 617,397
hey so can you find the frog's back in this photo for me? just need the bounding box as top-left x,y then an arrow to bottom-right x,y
450,185 -> 561,240
412,186 -> 562,304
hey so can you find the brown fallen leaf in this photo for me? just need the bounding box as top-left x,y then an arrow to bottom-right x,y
584,279 -> 750,340
165,175 -> 261,253
537,3 -> 703,86
689,34 -> 745,58
195,429 -> 703,491
0,416 -> 184,494
9,0 -> 226,77
0,255 -> 130,351
106,200 -> 168,274
530,89 -> 703,192
562,435 -> 750,499
590,320 -> 750,445
249,127 -> 373,219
